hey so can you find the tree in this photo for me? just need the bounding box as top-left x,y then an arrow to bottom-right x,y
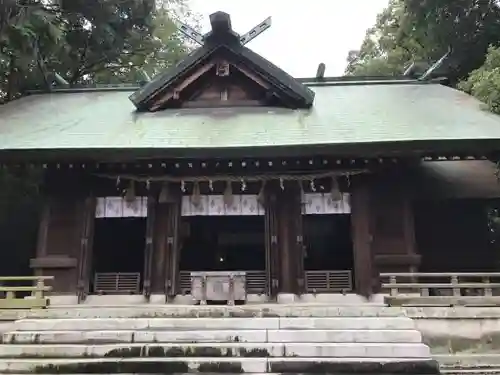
402,0 -> 500,81
345,0 -> 500,84
0,0 -> 63,101
345,0 -> 431,77
0,0 -> 194,101
459,46 -> 500,114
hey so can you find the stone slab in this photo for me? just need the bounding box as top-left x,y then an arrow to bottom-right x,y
278,316 -> 415,330
12,316 -> 415,331
3,330 -> 268,344
0,342 -> 431,359
441,369 -> 500,374
266,329 -> 422,343
0,356 -> 440,374
435,354 -> 500,367
0,305 -> 406,320
404,307 -> 500,319
3,328 -> 422,344
12,318 -> 280,331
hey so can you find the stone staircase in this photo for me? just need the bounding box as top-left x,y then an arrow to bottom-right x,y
0,305 -> 439,374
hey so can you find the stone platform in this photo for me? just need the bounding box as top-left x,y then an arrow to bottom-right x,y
0,305 -> 438,374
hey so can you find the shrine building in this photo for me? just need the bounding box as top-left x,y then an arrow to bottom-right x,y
1,12 -> 500,304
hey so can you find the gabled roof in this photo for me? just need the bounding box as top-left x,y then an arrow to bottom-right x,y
2,79 -> 500,160
129,12 -> 315,111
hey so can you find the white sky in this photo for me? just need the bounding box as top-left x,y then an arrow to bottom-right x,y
188,0 -> 389,77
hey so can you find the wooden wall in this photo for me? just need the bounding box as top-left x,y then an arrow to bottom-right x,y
35,165 -> 495,297
370,174 -> 421,274
414,200 -> 495,272
32,195 -> 86,293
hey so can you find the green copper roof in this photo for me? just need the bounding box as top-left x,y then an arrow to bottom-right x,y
1,81 -> 500,157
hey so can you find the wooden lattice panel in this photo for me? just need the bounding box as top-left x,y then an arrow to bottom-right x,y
94,272 -> 141,294
305,270 -> 353,293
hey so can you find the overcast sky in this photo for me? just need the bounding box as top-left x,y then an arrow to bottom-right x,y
188,0 -> 389,77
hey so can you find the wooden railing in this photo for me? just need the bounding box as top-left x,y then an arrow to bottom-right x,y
246,271 -> 267,294
305,270 -> 353,293
380,272 -> 500,306
179,271 -> 191,295
179,270 -> 267,295
93,272 -> 141,294
0,276 -> 53,309
180,270 -> 354,295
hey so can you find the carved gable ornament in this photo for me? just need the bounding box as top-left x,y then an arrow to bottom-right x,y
129,12 -> 315,111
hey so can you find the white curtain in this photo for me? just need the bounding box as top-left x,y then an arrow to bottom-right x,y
181,194 -> 264,216
180,192 -> 351,216
302,193 -> 351,215
95,197 -> 148,218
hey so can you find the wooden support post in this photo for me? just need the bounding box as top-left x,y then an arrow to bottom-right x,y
77,196 -> 96,303
165,193 -> 182,300
293,185 -> 305,295
264,190 -> 280,298
350,176 -> 375,297
275,182 -> 303,294
143,196 -> 157,299
35,200 -> 51,261
152,204 -> 168,294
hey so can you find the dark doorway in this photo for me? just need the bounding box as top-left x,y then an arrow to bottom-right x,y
303,214 -> 354,291
91,218 -> 146,294
179,216 -> 265,272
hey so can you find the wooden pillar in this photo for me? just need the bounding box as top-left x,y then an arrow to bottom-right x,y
151,185 -> 182,299
151,203 -> 168,294
275,183 -> 303,294
165,197 -> 181,299
34,200 -> 51,270
142,196 -> 157,299
264,190 -> 280,297
294,191 -> 305,295
350,176 -> 375,297
76,196 -> 96,302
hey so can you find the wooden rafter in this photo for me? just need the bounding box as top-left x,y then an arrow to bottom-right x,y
150,63 -> 216,111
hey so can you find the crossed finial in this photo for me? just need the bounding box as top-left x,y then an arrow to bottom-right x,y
178,11 -> 272,47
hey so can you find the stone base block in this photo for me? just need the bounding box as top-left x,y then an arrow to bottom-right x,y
0,356 -> 440,374
0,342 -> 431,359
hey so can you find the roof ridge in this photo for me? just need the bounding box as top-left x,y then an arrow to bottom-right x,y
27,76 -> 445,95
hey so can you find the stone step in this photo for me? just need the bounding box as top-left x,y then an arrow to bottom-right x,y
11,317 -> 416,331
441,369 -> 500,374
436,354 -> 500,367
0,342 -> 431,358
0,356 -> 440,374
3,329 -> 422,344
0,305 -> 405,320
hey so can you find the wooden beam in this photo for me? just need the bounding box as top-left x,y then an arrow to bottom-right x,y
150,63 -> 216,111
181,99 -> 263,108
234,65 -> 271,90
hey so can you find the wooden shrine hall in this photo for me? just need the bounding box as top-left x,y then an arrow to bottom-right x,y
1,12 -> 500,304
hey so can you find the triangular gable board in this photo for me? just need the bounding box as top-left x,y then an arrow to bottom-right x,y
129,12 -> 315,112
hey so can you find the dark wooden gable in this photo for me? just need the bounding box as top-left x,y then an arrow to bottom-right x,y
129,12 -> 315,112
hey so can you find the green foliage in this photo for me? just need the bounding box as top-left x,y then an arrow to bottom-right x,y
459,46 -> 500,114
345,0 -> 432,77
346,0 -> 500,84
0,0 -> 194,101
